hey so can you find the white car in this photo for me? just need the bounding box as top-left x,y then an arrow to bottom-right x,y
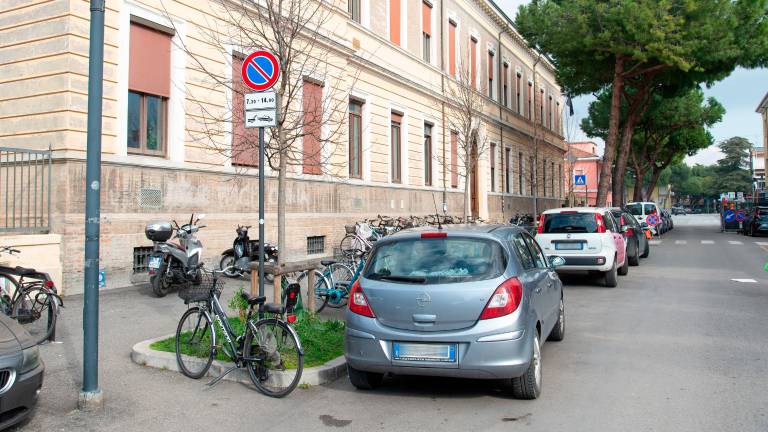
625,202 -> 661,234
535,207 -> 628,287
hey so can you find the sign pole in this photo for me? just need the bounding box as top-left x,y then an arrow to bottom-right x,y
258,126 -> 265,298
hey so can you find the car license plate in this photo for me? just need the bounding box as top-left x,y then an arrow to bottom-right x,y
148,256 -> 162,269
555,242 -> 583,250
392,343 -> 456,362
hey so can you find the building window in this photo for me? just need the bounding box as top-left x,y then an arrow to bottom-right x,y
307,236 -> 325,255
527,81 -> 533,119
231,54 -> 258,166
529,156 -> 534,195
540,88 -> 545,126
133,246 -> 154,273
451,131 -> 458,188
448,20 -> 457,76
422,1 -> 432,63
558,164 -> 563,198
390,0 -> 401,46
542,159 -> 547,196
302,79 -> 323,175
490,143 -> 496,192
128,22 -> 171,157
518,152 -> 524,195
548,95 -> 553,129
551,161 -> 555,197
349,100 -> 363,179
349,0 -> 361,23
505,148 -> 511,193
391,112 -> 403,183
424,122 -> 433,186
555,101 -> 560,133
516,71 -> 522,114
470,37 -> 478,88
503,62 -> 509,107
488,51 -> 494,99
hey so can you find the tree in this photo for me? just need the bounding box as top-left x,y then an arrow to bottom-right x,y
517,0 -> 768,206
712,137 -> 754,193
165,0 -> 355,260
441,52 -> 490,220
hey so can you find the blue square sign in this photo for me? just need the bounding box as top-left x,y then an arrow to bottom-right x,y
574,174 -> 587,186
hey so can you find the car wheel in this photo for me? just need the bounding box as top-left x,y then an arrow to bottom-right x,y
604,259 -> 618,287
628,239 -> 640,266
510,332 -> 542,400
347,365 -> 383,390
640,240 -> 650,258
548,298 -> 565,342
617,253 -> 629,276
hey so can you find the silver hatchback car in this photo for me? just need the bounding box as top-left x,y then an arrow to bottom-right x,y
344,225 -> 566,399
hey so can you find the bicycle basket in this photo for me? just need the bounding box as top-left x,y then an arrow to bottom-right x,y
178,273 -> 222,304
357,223 -> 373,239
344,224 -> 356,234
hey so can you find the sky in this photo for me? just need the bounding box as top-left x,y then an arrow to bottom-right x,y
498,0 -> 768,167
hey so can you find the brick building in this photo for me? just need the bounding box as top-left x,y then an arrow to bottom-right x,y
0,0 -> 566,294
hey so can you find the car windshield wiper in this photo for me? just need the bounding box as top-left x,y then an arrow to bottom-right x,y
378,275 -> 427,283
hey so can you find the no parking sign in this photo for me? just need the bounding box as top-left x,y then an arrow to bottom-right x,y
241,50 -> 280,91
646,214 -> 659,227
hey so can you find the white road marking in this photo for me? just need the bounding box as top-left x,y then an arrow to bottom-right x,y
649,240 -> 662,245
701,240 -> 715,244
674,240 -> 687,245
728,241 -> 743,245
756,242 -> 768,246
731,278 -> 758,283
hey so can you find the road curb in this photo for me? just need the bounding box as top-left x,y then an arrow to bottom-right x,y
130,334 -> 347,387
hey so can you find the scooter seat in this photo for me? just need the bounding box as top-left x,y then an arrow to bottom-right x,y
320,259 -> 336,266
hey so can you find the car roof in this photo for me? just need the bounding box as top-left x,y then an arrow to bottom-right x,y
381,223 -> 527,243
626,201 -> 658,206
542,207 -> 609,214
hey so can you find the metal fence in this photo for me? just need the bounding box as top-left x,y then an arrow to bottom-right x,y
0,147 -> 52,233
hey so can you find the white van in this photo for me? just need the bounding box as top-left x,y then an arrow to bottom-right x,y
625,202 -> 660,233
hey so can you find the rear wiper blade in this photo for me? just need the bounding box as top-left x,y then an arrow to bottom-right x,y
379,275 -> 427,283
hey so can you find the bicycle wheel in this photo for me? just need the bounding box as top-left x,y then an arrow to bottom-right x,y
244,318 -> 303,398
0,274 -> 18,315
325,263 -> 354,308
296,270 -> 330,313
175,307 -> 214,379
340,234 -> 364,256
12,287 -> 57,344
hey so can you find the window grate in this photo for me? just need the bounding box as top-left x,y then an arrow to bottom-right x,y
133,246 -> 154,273
306,236 -> 325,255
139,188 -> 162,209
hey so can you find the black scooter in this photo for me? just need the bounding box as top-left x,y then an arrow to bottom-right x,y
219,225 -> 278,280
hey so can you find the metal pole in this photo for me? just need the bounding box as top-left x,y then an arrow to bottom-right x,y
79,0 -> 105,409
258,127 -> 265,298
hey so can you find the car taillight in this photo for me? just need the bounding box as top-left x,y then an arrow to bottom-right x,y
537,214 -> 545,234
349,280 -> 375,318
479,278 -> 523,320
44,280 -> 55,289
625,228 -> 634,237
595,213 -> 606,233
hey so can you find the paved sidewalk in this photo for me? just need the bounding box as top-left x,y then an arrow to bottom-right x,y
17,278 -> 344,432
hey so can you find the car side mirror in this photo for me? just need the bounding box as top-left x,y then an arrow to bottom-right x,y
549,256 -> 566,268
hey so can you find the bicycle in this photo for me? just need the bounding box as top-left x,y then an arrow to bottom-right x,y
0,247 -> 62,345
312,249 -> 368,310
174,270 -> 304,398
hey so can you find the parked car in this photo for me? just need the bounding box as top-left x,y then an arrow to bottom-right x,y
345,225 -> 565,399
610,208 -> 649,264
0,314 -> 44,430
659,209 -> 673,233
671,207 -> 687,216
535,207 -> 628,287
626,202 -> 662,235
743,206 -> 768,236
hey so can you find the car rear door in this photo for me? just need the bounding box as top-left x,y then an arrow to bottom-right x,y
536,211 -> 602,256
523,233 -> 559,330
603,211 -> 625,265
510,234 -> 546,325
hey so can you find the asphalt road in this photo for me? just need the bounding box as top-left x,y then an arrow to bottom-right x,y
17,214 -> 768,431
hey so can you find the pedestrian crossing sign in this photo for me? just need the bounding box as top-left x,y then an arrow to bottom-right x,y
574,174 -> 587,186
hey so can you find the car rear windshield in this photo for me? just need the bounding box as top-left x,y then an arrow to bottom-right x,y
542,212 -> 598,234
626,204 -> 643,215
364,237 -> 506,284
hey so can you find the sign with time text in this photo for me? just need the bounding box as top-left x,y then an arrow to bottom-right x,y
245,91 -> 276,111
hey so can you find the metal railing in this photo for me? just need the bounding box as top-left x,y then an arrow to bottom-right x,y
0,147 -> 52,233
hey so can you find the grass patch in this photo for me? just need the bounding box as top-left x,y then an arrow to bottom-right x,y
149,312 -> 345,368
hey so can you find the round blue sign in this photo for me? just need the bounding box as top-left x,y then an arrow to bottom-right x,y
724,210 -> 735,222
735,210 -> 746,222
241,50 -> 280,91
646,214 -> 659,227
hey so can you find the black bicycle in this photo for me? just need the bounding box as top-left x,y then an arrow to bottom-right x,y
174,270 -> 304,398
0,247 -> 62,344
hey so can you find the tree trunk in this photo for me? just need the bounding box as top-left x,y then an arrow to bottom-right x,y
596,56 -> 624,206
633,174 -> 644,202
612,86 -> 651,206
463,156 -> 470,221
644,166 -> 663,202
277,128 -> 287,264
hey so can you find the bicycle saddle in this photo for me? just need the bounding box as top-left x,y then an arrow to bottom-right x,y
263,303 -> 285,315
320,259 -> 336,266
239,292 -> 266,306
14,266 -> 37,276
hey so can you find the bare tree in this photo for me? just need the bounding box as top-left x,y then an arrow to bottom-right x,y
164,0 -> 356,259
440,52 -> 489,221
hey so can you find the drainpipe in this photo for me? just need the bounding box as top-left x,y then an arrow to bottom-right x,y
531,54 -> 542,218
440,0 -> 447,214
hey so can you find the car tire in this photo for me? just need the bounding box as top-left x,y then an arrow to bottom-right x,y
640,241 -> 650,258
628,239 -> 640,266
604,259 -> 618,287
347,365 -> 383,390
618,253 -> 629,276
510,333 -> 542,400
548,298 -> 565,342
